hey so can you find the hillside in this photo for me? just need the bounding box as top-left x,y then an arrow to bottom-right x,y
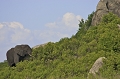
0,12 -> 120,79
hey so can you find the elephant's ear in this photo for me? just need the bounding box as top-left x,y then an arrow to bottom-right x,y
14,45 -> 25,56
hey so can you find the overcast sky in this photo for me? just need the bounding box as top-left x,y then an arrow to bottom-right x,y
0,0 -> 99,62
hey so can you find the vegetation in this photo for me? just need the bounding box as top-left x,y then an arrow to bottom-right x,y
0,12 -> 120,79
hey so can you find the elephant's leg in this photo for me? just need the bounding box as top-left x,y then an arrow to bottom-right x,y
9,61 -> 16,67
7,56 -> 14,67
14,53 -> 20,65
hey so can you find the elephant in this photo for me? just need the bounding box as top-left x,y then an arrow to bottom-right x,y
6,44 -> 32,67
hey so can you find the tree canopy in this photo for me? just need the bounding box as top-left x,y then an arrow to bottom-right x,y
0,12 -> 120,79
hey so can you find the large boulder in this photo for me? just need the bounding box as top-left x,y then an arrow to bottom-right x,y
32,43 -> 48,49
87,57 -> 106,79
32,42 -> 54,49
89,57 -> 106,74
91,0 -> 120,26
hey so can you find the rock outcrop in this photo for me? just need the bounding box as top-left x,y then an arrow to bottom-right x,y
32,42 -> 54,49
87,57 -> 106,78
91,0 -> 120,26
89,57 -> 106,74
32,43 -> 48,49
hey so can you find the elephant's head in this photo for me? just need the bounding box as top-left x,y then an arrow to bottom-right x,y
14,44 -> 32,57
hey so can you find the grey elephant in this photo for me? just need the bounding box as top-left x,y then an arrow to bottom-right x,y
6,44 -> 32,67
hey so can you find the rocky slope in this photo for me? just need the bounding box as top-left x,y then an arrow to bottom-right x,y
32,42 -> 49,49
91,0 -> 120,26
